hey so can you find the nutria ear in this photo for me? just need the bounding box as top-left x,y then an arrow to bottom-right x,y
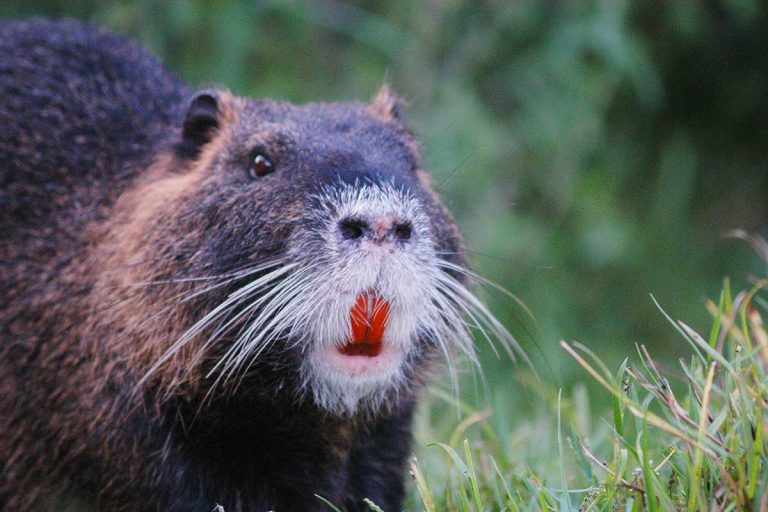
368,84 -> 405,123
178,89 -> 232,158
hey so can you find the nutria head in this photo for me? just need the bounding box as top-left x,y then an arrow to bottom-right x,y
93,85 -> 503,418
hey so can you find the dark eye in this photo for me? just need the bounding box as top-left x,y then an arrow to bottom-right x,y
248,153 -> 274,179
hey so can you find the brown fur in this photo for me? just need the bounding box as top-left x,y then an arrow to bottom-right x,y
88,94 -> 241,396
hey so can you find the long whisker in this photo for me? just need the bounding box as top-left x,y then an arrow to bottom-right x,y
200,265 -> 322,404
129,261 -> 285,337
138,259 -> 293,386
430,260 -> 537,380
441,273 -> 532,369
137,238 -> 537,416
435,258 -> 537,323
436,258 -> 551,385
96,238 -> 295,284
212,265 -> 319,378
436,272 -> 500,355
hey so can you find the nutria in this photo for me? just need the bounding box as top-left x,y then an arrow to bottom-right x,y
0,18 -> 515,511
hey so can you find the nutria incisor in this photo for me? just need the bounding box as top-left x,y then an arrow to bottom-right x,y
0,18 -> 517,511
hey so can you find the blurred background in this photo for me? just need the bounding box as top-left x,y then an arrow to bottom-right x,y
4,0 -> 767,458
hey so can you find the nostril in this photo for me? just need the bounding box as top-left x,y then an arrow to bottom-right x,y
393,222 -> 413,241
338,218 -> 367,241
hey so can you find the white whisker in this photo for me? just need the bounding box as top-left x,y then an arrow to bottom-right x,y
139,260 -> 293,386
141,181 -> 534,418
432,262 -> 535,373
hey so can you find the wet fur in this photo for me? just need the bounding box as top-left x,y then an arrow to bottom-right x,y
0,18 -> 471,511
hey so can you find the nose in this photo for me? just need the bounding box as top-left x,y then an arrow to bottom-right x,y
338,216 -> 413,243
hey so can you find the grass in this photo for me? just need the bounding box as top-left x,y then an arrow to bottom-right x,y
396,242 -> 768,511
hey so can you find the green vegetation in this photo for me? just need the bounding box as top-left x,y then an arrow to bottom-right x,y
406,238 -> 768,510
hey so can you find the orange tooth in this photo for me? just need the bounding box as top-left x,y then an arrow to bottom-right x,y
368,295 -> 389,343
349,293 -> 390,344
350,294 -> 369,343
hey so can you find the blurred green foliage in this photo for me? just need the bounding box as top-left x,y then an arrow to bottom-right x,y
3,0 -> 766,397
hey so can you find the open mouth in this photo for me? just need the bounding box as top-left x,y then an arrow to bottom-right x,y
338,293 -> 389,357
311,291 -> 402,379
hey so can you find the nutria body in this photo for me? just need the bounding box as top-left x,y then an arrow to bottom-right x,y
0,18 -> 482,511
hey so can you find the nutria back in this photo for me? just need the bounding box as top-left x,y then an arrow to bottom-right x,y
0,18 -> 506,512
0,18 -> 187,221
0,17 -> 187,324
